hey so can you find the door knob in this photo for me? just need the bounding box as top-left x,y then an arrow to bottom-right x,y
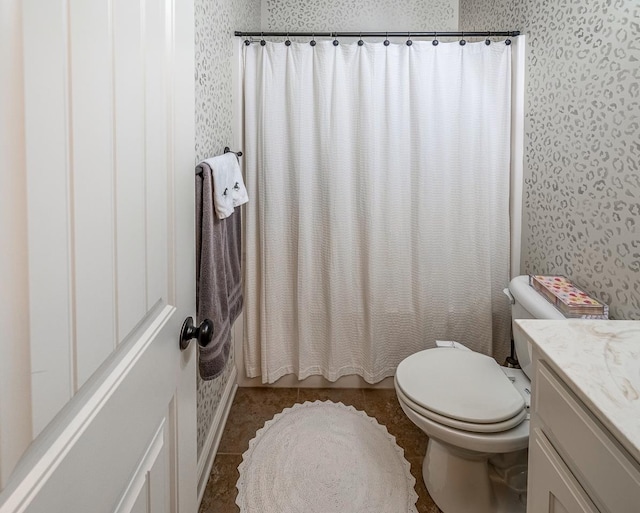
180,317 -> 214,350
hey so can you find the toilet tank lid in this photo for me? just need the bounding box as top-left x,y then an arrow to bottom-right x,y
396,348 -> 525,424
509,275 -> 566,320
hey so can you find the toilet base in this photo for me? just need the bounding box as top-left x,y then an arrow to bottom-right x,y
423,439 -> 526,513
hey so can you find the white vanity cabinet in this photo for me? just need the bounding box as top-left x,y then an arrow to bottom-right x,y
515,320 -> 640,513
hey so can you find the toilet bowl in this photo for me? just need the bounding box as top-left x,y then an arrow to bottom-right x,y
395,348 -> 530,513
395,276 -> 566,513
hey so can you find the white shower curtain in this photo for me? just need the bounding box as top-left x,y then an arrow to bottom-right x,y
243,40 -> 512,384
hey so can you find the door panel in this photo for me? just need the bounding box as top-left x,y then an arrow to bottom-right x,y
145,0 -> 170,309
0,0 -> 32,485
23,0 -> 177,435
2,307 -> 178,513
0,0 -> 197,510
113,0 -> 147,343
22,0 -> 75,437
114,416 -> 169,513
69,0 -> 118,388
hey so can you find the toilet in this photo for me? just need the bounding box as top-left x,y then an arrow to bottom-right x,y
394,275 -> 566,513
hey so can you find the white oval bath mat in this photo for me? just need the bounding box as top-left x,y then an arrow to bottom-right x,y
236,400 -> 418,513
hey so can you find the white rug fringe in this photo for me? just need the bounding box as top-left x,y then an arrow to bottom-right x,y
236,400 -> 419,513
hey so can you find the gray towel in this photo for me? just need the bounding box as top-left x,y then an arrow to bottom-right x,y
196,162 -> 243,380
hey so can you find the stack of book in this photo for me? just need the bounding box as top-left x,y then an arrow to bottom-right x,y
529,275 -> 609,319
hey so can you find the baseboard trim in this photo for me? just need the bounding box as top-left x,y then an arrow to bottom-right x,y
196,365 -> 238,507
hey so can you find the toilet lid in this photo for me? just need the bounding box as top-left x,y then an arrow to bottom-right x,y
396,348 -> 525,424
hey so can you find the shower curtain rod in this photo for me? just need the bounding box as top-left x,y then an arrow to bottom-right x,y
235,31 -> 520,38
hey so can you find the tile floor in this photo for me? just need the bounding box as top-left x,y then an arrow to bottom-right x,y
199,387 -> 443,513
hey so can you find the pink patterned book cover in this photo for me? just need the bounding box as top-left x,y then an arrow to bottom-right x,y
529,275 -> 609,318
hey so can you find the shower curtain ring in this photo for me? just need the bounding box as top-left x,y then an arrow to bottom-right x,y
260,32 -> 266,46
384,32 -> 390,46
333,33 -> 339,46
358,33 -> 364,46
406,32 -> 412,46
485,31 -> 492,45
310,34 -> 316,47
432,32 -> 439,46
460,31 -> 466,46
243,32 -> 250,46
285,32 -> 291,46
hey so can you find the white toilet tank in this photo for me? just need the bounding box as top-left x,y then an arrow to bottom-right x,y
508,275 -> 566,378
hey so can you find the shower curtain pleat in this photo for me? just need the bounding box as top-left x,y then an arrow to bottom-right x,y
243,40 -> 512,384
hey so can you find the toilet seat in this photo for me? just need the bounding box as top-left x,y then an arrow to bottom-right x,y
396,384 -> 527,433
395,348 -> 526,433
395,376 -> 530,454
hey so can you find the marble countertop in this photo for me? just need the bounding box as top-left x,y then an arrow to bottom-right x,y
514,319 -> 640,463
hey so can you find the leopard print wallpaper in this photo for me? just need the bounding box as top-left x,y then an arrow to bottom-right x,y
262,0 -> 458,32
196,0 -> 639,463
461,0 -> 640,319
195,0 -> 459,461
194,0 -> 260,459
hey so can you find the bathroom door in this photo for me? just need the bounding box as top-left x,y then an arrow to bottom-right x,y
0,0 -> 197,512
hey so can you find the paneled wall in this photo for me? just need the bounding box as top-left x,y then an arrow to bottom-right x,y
194,0 -> 260,458
461,0 -> 640,319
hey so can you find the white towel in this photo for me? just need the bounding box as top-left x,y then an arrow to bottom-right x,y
230,159 -> 249,208
202,153 -> 239,219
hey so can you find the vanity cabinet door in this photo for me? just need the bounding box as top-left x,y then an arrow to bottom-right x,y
528,428 -> 600,513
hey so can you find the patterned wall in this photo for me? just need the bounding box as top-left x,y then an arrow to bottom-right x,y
194,0 -> 260,459
194,0 -> 458,463
195,0 -> 640,460
262,0 -> 458,32
461,0 -> 640,320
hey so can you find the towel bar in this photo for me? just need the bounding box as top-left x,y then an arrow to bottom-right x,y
224,146 -> 243,158
196,148 -> 244,175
